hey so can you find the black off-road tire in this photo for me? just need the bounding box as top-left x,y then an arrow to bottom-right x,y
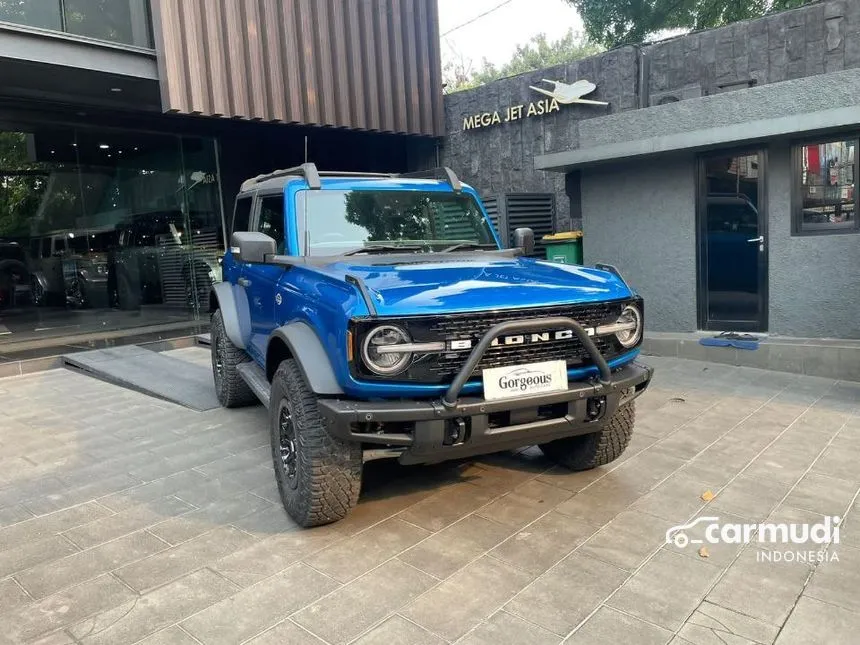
269,359 -> 362,527
540,402 -> 635,470
211,309 -> 256,408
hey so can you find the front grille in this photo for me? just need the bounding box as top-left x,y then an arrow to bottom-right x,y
424,301 -> 625,380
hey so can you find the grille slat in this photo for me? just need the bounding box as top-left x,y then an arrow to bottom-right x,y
423,302 -> 625,379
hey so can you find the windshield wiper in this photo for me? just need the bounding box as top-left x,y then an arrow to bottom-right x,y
342,244 -> 425,256
440,242 -> 498,253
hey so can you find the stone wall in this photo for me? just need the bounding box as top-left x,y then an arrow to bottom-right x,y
646,0 -> 860,104
442,0 -> 860,232
442,47 -> 640,231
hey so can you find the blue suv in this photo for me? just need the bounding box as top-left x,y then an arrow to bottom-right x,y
210,164 -> 652,527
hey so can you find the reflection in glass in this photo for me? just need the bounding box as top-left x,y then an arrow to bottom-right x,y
799,140 -> 856,231
0,0 -> 152,47
703,153 -> 761,325
298,190 -> 496,256
0,0 -> 62,31
0,127 -> 224,347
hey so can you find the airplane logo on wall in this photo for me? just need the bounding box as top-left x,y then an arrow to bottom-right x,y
529,79 -> 609,105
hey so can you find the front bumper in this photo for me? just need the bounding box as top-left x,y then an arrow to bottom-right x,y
318,361 -> 652,464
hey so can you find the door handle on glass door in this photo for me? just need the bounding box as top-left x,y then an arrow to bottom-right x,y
746,236 -> 764,243
238,277 -> 251,287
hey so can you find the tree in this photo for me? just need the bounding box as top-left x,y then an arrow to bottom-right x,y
444,29 -> 603,92
569,0 -> 809,48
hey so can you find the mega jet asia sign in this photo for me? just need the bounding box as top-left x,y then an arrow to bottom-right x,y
461,79 -> 608,131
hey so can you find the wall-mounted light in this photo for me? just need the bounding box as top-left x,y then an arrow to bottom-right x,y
99,144 -> 110,149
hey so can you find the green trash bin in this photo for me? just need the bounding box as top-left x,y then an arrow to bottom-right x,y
542,231 -> 583,264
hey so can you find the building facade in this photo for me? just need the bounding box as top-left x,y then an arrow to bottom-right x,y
443,0 -> 860,339
0,0 -> 443,361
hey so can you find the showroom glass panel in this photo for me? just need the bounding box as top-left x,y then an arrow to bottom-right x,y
0,126 -> 224,348
797,139 -> 857,233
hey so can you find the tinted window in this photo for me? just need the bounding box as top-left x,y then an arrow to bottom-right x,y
232,197 -> 252,236
256,195 -> 285,254
40,238 -> 51,257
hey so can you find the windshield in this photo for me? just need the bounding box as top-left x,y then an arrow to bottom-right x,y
297,190 -> 497,256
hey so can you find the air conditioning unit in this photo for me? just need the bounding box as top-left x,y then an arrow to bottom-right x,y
483,193 -> 556,257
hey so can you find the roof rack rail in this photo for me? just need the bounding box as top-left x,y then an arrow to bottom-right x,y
319,170 -> 397,179
241,162 -> 321,192
399,167 -> 462,192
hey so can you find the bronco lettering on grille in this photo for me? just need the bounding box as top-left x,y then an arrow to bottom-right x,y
447,329 -> 575,351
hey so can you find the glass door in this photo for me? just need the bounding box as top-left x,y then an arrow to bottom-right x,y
697,150 -> 768,332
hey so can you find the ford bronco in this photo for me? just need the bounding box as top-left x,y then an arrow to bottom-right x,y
210,164 -> 652,527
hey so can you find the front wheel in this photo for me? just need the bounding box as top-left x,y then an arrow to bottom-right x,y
211,309 -> 256,408
540,402 -> 635,470
269,359 -> 362,527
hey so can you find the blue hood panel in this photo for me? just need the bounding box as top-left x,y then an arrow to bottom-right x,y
320,256 -> 633,317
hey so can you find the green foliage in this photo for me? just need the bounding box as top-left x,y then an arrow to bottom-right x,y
445,29 -> 603,92
0,132 -> 47,239
570,0 -> 810,48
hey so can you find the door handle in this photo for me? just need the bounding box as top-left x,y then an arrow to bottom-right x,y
746,236 -> 764,243
237,277 -> 251,287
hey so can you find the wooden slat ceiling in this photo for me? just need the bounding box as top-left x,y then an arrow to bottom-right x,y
150,0 -> 444,136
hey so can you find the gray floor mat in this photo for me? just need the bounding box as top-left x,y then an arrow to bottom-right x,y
62,345 -> 219,411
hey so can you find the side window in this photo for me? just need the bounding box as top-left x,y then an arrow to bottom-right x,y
256,195 -> 285,254
40,238 -> 51,257
794,138 -> 857,234
231,196 -> 252,236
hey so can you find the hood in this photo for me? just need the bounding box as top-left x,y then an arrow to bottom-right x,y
316,255 -> 633,316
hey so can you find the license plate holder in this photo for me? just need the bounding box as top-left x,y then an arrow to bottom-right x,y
482,360 -> 568,401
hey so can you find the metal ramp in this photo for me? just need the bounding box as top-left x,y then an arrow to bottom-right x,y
62,345 -> 220,411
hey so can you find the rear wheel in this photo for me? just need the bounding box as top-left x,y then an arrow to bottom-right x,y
269,359 -> 362,527
211,309 -> 256,408
540,402 -> 635,470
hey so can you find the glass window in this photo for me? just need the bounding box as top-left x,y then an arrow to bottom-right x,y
795,139 -> 858,234
0,0 -> 151,47
297,190 -> 495,256
232,197 -> 252,235
256,195 -> 285,254
0,1 -> 62,30
0,126 -> 224,350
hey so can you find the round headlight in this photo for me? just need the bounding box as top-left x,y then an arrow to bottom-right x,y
616,304 -> 642,348
361,325 -> 412,375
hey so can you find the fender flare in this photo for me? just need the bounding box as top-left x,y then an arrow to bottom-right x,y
210,282 -> 252,349
270,322 -> 344,395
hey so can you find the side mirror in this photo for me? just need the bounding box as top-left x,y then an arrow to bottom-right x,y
231,231 -> 276,264
512,227 -> 535,256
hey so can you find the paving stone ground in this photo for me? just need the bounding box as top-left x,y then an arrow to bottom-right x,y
0,348 -> 858,644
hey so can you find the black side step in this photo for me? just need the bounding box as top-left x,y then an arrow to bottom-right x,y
237,362 -> 270,408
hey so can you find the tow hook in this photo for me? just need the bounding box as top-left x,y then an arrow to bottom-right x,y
586,396 -> 606,421
444,417 -> 467,445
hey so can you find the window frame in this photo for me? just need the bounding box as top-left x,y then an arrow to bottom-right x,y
792,135 -> 860,236
230,195 -> 253,237
250,190 -> 285,254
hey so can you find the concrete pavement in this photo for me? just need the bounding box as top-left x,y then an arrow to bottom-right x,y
0,349 -> 857,644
